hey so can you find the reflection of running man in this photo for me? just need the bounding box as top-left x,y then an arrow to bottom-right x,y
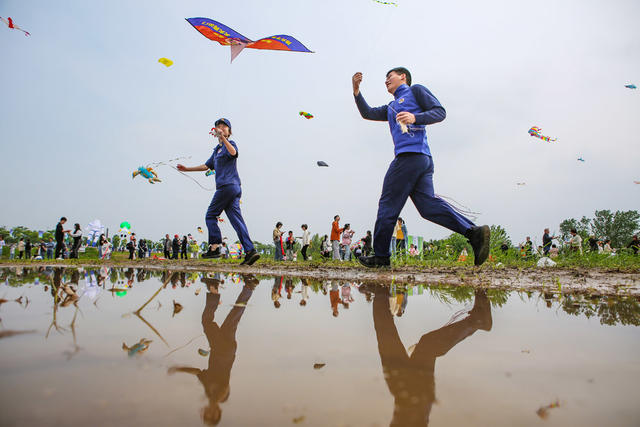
372,286 -> 492,426
168,275 -> 258,425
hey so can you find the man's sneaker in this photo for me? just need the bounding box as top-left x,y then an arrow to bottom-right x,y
358,255 -> 390,268
240,249 -> 260,266
201,248 -> 221,259
466,225 -> 490,266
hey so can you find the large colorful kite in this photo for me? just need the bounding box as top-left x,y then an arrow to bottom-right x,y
1,16 -> 30,36
186,17 -> 313,62
528,126 -> 557,142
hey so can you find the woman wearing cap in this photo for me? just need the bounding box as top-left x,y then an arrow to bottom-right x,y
177,118 -> 260,265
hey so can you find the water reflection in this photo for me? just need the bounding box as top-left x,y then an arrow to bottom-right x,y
168,274 -> 258,425
370,285 -> 491,426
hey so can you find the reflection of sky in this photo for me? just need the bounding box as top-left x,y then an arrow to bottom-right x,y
1,1 -> 639,247
0,268 -> 639,425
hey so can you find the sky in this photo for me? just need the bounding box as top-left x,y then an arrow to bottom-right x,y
1,0 -> 639,247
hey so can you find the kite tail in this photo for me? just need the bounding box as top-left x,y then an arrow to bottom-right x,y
435,194 -> 481,222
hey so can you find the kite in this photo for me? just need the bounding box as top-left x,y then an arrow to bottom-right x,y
634,181 -> 640,184
577,157 -> 585,162
133,166 -> 161,184
625,84 -> 636,89
317,161 -> 329,167
186,17 -> 314,63
528,126 -> 556,142
119,221 -> 131,235
372,0 -> 398,5
516,182 -> 526,186
1,17 -> 30,36
158,57 -> 173,67
299,111 -> 314,119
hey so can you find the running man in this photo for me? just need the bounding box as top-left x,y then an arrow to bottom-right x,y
177,118 -> 260,265
352,68 -> 490,267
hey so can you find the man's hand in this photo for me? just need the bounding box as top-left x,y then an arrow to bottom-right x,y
176,164 -> 187,172
352,72 -> 363,96
396,111 -> 416,125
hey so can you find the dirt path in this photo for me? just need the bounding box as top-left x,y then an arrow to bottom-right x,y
2,260 -> 638,296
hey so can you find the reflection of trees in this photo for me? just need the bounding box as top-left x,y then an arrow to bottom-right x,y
561,294 -> 640,326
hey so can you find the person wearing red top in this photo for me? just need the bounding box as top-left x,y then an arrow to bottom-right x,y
330,215 -> 344,261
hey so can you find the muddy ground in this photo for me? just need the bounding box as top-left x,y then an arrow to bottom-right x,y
2,260 -> 638,296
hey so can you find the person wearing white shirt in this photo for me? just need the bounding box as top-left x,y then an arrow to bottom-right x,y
300,224 -> 311,261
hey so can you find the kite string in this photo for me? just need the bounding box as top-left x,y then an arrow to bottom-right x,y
168,165 -> 215,191
435,194 -> 481,222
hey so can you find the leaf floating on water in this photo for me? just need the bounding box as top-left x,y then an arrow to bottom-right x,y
0,329 -> 36,339
536,399 -> 561,420
292,415 -> 305,424
172,300 -> 183,317
313,363 -> 326,370
198,348 -> 210,356
231,302 -> 247,307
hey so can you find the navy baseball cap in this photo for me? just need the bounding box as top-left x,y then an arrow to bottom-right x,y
214,118 -> 231,129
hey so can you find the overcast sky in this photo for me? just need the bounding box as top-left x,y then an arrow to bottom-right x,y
1,0 -> 638,247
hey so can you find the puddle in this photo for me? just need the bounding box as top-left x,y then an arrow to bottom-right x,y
0,267 -> 639,426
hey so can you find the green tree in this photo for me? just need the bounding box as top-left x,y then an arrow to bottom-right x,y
489,225 -> 511,252
591,210 -> 640,248
559,216 -> 590,241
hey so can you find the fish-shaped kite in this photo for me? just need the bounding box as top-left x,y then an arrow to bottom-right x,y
158,57 -> 173,67
1,16 -> 30,36
317,161 -> 329,167
299,111 -> 314,119
528,126 -> 556,142
625,84 -> 637,89
186,18 -> 313,63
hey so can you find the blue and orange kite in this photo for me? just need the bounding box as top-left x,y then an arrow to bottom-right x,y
186,17 -> 313,63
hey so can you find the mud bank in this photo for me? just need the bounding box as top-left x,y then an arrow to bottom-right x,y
2,260 -> 638,296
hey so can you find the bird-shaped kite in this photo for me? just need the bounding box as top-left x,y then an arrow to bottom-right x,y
1,16 -> 30,36
299,111 -> 314,119
186,18 -> 313,63
528,126 -> 556,142
132,166 -> 161,184
317,161 -> 329,167
625,84 -> 637,89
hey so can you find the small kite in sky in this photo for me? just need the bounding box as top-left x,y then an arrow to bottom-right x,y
516,182 -> 526,186
1,16 -> 30,36
317,161 -> 329,167
186,17 -> 313,63
577,157 -> 585,162
528,126 -> 557,142
158,57 -> 173,67
299,111 -> 314,119
133,166 -> 161,184
372,0 -> 398,5
634,180 -> 640,184
625,84 -> 636,89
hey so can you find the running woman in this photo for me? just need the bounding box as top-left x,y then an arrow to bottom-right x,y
177,118 -> 260,265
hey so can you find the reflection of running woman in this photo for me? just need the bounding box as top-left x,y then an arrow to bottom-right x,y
177,118 -> 259,266
168,275 -> 258,426
352,68 -> 490,267
372,286 -> 492,426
